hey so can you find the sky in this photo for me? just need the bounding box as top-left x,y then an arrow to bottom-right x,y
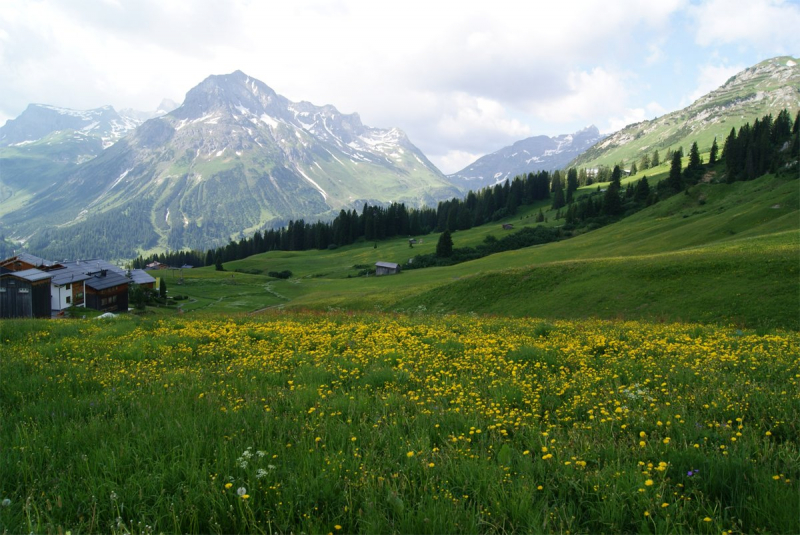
1,0 -> 799,174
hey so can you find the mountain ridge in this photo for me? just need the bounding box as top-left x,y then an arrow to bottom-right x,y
571,56 -> 800,170
448,125 -> 605,188
1,70 -> 460,259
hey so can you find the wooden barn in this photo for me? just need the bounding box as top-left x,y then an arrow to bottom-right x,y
0,268 -> 53,318
85,270 -> 129,313
129,269 -> 156,289
375,261 -> 401,276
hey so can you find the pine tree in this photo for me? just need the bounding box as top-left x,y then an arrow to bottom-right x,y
651,150 -> 660,167
436,230 -> 453,258
688,142 -> 701,170
640,153 -> 651,170
610,165 -> 622,187
668,149 -> 683,191
634,176 -> 650,203
602,181 -> 623,216
709,137 -> 719,165
551,173 -> 566,210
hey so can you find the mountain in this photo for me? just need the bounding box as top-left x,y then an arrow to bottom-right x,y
571,56 -> 800,170
0,103 -> 141,151
0,104 -> 146,217
448,125 -> 605,188
1,71 -> 459,259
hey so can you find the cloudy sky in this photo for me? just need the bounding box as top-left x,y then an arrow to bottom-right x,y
1,0 -> 798,173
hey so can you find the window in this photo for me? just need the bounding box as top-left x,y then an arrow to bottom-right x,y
66,296 -> 71,304
66,283 -> 71,290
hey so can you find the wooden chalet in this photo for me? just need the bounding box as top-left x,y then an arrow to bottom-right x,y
84,270 -> 129,313
502,223 -> 514,230
0,253 -> 58,272
129,269 -> 156,289
375,261 -> 401,276
0,268 -> 53,318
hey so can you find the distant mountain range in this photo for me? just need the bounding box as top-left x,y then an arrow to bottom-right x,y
1,57 -> 798,261
447,125 -> 605,188
0,71 -> 459,258
571,56 -> 800,170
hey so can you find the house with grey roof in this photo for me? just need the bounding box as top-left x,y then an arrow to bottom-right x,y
48,263 -> 91,312
84,269 -> 129,313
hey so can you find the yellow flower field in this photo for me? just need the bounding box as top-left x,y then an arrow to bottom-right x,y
2,313 -> 798,534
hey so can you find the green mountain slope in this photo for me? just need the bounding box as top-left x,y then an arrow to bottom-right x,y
572,56 -> 800,170
172,171 -> 798,329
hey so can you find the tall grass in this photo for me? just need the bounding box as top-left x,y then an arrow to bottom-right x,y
2,313 -> 798,533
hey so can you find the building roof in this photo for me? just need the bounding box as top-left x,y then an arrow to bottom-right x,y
85,271 -> 129,291
375,261 -> 400,269
1,268 -> 52,282
0,253 -> 57,268
49,264 -> 92,286
130,269 -> 156,285
64,259 -> 127,277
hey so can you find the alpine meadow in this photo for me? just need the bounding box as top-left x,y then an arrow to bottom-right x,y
1,9 -> 800,534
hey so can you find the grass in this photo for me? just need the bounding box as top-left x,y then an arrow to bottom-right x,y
164,172 -> 799,329
1,313 -> 798,534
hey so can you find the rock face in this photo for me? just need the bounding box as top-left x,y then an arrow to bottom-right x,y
448,125 -> 605,188
1,71 -> 460,258
571,56 -> 800,170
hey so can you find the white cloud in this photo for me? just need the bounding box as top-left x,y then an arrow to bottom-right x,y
606,102 -> 668,133
432,150 -> 484,176
525,67 -> 635,125
6,0 -> 790,168
691,0 -> 800,52
685,63 -> 746,104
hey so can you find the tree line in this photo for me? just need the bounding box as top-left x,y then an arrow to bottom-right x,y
132,170 -> 557,269
131,108 -> 799,271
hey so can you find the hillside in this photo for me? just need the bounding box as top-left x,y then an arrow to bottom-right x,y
167,170 -> 798,329
572,56 -> 800,170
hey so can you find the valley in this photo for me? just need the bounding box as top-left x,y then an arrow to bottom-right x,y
1,54 -> 798,535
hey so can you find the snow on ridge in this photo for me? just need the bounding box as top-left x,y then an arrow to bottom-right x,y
295,165 -> 328,200
234,104 -> 252,116
87,167 -> 133,209
260,114 -> 279,129
322,147 -> 346,166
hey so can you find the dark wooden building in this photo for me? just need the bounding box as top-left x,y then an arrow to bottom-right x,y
85,270 -> 129,313
130,269 -> 156,289
0,253 -> 57,272
0,268 -> 53,318
375,261 -> 401,276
